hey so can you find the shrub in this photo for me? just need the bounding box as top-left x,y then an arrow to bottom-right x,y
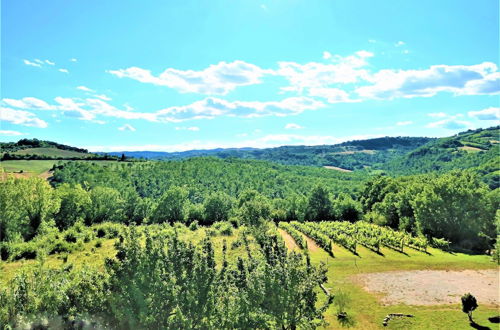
95,240 -> 103,248
213,222 -> 233,236
64,232 -> 77,243
188,220 -> 199,231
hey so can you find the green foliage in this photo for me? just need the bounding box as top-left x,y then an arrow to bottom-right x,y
88,186 -> 124,224
306,185 -> 333,221
54,183 -> 91,230
0,177 -> 60,242
151,186 -> 188,224
411,171 -> 495,250
203,192 -> 233,225
332,193 -> 362,222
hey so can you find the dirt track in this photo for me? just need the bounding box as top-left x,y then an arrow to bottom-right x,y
353,269 -> 499,306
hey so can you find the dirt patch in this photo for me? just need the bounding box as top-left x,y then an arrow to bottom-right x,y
353,269 -> 499,306
459,146 -> 484,152
278,229 -> 299,250
301,233 -> 319,252
38,170 -> 53,180
323,166 -> 352,173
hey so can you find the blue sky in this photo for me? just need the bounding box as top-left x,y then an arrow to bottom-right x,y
1,0 -> 499,151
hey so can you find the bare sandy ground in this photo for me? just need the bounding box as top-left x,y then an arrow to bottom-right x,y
278,229 -> 299,250
353,269 -> 499,306
323,166 -> 353,173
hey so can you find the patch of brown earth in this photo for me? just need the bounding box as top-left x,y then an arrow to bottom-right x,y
323,166 -> 352,173
302,233 -> 319,252
278,228 -> 299,250
353,269 -> 499,306
459,146 -> 484,152
38,170 -> 53,180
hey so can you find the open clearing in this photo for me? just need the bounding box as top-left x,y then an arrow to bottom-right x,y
323,165 -> 353,172
353,269 -> 499,306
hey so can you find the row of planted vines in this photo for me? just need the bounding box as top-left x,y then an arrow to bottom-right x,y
280,221 -> 450,256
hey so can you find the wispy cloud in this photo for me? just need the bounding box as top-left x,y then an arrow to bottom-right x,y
0,107 -> 48,128
356,62 -> 499,99
108,60 -> 267,95
23,59 -> 42,67
118,124 -> 136,131
468,107 -> 500,121
396,121 -> 413,126
3,95 -> 324,124
0,130 -> 26,136
285,123 -> 303,130
59,68 -> 69,73
77,86 -> 95,92
175,126 -> 200,131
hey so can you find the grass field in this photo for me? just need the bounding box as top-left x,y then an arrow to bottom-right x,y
10,147 -> 94,158
1,223 -> 497,329
0,160 -> 58,175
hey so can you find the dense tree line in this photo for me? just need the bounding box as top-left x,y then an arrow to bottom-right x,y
0,138 -> 89,154
2,155 -> 497,252
361,171 -> 498,251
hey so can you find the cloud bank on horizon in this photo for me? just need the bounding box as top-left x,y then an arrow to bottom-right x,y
1,0 -> 498,151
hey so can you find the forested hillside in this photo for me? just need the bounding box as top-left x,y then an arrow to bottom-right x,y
0,138 -> 118,161
109,136 -> 432,170
380,126 -> 499,188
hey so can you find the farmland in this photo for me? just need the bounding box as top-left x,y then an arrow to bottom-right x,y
0,128 -> 499,329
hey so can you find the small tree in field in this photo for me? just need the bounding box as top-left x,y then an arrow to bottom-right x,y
461,293 -> 478,322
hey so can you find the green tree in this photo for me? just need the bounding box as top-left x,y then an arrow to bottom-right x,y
55,183 -> 91,230
332,193 -> 362,222
203,192 -> 233,225
88,186 -> 124,224
306,185 -> 333,221
151,186 -> 188,223
411,171 -> 495,250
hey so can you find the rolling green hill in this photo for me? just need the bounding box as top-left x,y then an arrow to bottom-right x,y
380,126 -> 499,188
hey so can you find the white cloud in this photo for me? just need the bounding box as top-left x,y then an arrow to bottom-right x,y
93,94 -> 112,101
428,112 -> 448,118
468,107 -> 500,121
59,68 -> 69,73
23,59 -> 42,67
356,62 -> 499,99
77,86 -> 95,92
2,97 -> 52,110
396,121 -> 413,126
260,4 -> 268,10
395,41 -> 405,47
45,60 -> 55,65
307,87 -> 357,103
108,60 -> 267,95
175,126 -> 200,131
3,95 -> 324,124
118,124 -> 136,131
426,119 -> 473,130
277,51 -> 373,92
155,96 -> 324,122
285,123 -> 303,130
70,58 -> 77,62
0,130 -> 25,136
0,107 -> 48,128
323,51 -> 332,60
